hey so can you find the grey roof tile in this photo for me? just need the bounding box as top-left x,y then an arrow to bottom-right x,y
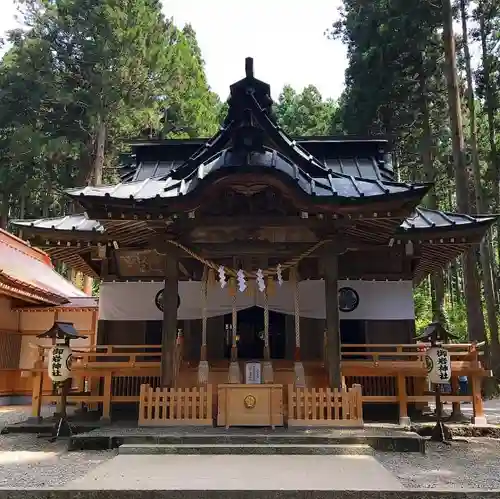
11,207 -> 494,236
400,207 -> 495,231
65,149 -> 426,202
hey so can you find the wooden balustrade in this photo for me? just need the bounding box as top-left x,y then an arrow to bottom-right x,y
288,384 -> 363,427
26,342 -> 488,424
138,384 -> 213,426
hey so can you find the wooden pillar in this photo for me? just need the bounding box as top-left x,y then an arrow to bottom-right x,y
397,374 -> 410,426
471,375 -> 486,425
100,373 -> 112,422
470,346 -> 486,425
324,250 -> 341,390
161,250 -> 179,387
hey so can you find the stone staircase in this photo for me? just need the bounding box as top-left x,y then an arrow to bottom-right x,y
69,427 -> 425,453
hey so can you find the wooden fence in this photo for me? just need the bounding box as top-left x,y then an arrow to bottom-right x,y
287,384 -> 363,427
138,384 -> 213,426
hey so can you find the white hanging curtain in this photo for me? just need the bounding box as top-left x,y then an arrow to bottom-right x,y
98,280 -> 415,321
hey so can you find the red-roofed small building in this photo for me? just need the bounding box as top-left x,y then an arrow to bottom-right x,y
0,229 -> 98,404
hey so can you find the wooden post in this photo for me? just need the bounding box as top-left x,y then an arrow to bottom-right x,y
470,346 -> 486,425
449,375 -> 464,421
30,354 -> 44,421
100,373 -> 112,422
397,374 -> 410,426
471,375 -> 486,425
324,250 -> 341,390
161,249 -> 179,387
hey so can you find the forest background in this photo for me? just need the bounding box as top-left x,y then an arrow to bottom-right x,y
1,0 -> 500,369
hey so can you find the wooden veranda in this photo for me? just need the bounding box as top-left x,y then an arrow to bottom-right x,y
28,341 -> 489,427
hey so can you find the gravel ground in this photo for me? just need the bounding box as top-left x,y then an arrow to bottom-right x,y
0,406 -> 115,489
375,439 -> 500,489
1,406 -> 500,489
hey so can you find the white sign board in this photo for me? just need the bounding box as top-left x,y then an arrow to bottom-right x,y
245,362 -> 262,384
425,347 -> 451,384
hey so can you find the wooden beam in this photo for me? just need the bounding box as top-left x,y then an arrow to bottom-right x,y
173,216 -> 344,230
161,249 -> 179,387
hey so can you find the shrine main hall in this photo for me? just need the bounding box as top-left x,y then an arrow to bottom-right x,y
15,59 -> 492,427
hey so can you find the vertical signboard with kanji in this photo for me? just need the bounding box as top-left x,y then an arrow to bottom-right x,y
425,347 -> 451,384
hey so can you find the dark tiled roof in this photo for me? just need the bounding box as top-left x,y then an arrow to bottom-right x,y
66,60 -> 422,208
123,155 -> 389,184
12,207 -> 494,236
64,149 -> 427,202
399,207 -> 495,232
13,214 -> 105,233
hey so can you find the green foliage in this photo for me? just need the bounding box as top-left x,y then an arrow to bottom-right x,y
0,0 -> 220,223
329,0 -> 500,345
274,84 -> 340,136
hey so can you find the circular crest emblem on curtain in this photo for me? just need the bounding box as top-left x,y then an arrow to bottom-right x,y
155,289 -> 180,311
338,287 -> 359,313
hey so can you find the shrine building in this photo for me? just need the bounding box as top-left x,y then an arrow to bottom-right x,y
13,59 -> 492,427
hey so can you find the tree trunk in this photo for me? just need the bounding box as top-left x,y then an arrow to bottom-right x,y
0,193 -> 9,230
478,8 -> 500,296
461,0 -> 500,373
82,119 -> 107,295
92,119 -> 106,186
442,0 -> 487,344
417,54 -> 446,324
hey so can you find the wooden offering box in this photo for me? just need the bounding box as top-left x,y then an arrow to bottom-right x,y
217,384 -> 284,428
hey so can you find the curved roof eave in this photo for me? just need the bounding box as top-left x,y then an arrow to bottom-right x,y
12,205 -> 493,242
62,163 -> 431,211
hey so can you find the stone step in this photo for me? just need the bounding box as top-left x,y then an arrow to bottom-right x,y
118,443 -> 374,456
70,432 -> 425,453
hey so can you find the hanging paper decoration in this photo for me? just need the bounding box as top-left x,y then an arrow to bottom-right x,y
256,269 -> 265,293
218,265 -> 227,288
276,264 -> 283,286
237,269 -> 247,292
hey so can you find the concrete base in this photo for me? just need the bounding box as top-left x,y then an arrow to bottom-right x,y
68,426 -> 425,453
0,395 -> 31,406
399,416 -> 411,427
472,416 -> 488,426
25,416 -> 43,424
118,443 -> 374,456
2,490 -> 500,499
65,454 -> 404,490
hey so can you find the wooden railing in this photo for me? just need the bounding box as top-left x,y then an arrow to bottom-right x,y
138,384 -> 213,426
26,342 -> 488,424
288,384 -> 363,427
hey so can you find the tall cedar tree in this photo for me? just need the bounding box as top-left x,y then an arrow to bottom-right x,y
0,0 -> 219,227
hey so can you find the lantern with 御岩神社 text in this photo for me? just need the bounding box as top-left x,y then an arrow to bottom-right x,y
426,346 -> 451,384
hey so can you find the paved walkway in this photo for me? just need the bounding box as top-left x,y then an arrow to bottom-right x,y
65,454 -> 403,490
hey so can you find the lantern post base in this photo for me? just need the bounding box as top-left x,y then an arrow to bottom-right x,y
430,421 -> 453,442
47,415 -> 73,442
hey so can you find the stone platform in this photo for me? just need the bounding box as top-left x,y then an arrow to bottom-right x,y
65,454 -> 404,491
68,425 -> 425,453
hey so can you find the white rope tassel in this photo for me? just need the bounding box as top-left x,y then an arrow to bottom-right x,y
197,267 -> 209,385
292,269 -> 305,387
228,291 -> 241,383
262,289 -> 274,383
